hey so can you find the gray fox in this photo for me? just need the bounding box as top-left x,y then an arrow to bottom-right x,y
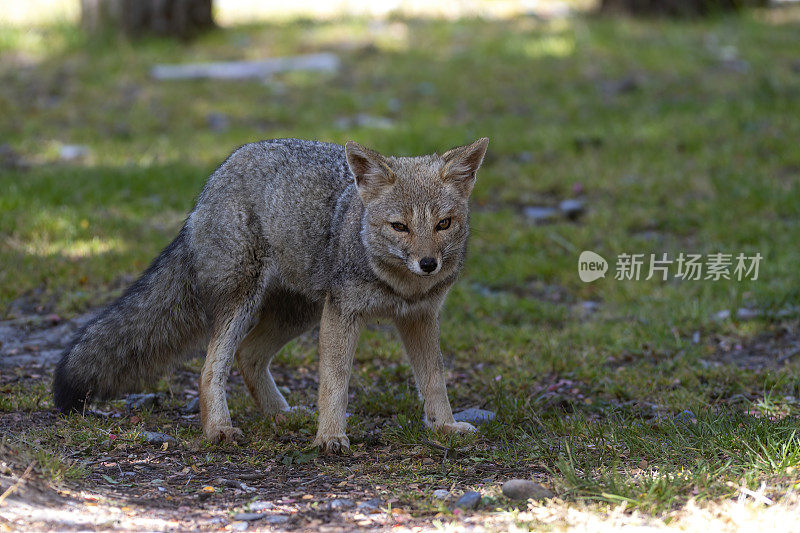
53,137 -> 489,450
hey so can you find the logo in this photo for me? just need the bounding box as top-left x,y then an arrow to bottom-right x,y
578,250 -> 608,282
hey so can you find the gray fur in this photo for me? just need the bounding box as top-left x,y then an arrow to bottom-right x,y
53,137 -> 489,447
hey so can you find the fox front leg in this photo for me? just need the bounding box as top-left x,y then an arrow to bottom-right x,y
395,311 -> 476,435
313,296 -> 361,452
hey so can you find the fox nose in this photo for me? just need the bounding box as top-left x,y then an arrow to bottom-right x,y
419,257 -> 438,273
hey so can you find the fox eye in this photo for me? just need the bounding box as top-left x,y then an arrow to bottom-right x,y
435,217 -> 451,231
390,222 -> 410,232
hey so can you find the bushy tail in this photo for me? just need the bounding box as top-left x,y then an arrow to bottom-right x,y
53,227 -> 207,414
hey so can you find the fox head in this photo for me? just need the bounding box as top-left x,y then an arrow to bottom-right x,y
345,138 -> 488,288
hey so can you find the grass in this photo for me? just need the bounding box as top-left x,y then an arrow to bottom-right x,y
1,4 -> 800,529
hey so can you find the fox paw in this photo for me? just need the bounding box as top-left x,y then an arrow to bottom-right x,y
313,433 -> 350,453
206,425 -> 244,444
437,421 -> 477,434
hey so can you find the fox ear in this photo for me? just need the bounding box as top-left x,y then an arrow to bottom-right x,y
441,137 -> 489,197
345,141 -> 395,203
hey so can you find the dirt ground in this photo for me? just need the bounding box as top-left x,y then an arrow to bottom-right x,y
2,299 -> 799,532
0,305 -> 504,532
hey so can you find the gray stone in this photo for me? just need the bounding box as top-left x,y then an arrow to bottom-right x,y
327,498 -> 355,510
714,308 -> 763,321
334,114 -> 395,130
59,144 -> 90,161
214,477 -> 241,488
206,113 -> 230,132
248,501 -> 274,511
674,410 -> 697,425
454,491 -> 481,510
264,515 -> 289,524
453,408 -> 495,425
183,397 -> 200,413
431,489 -> 450,500
600,75 -> 641,97
126,393 -> 160,410
230,521 -> 249,531
0,143 -> 27,169
142,431 -> 175,444
151,53 -> 340,80
575,301 -> 600,315
232,513 -> 265,521
501,479 -> 554,501
558,199 -> 585,221
357,498 -> 382,511
523,206 -> 559,223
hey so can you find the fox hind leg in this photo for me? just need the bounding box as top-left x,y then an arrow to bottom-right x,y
199,289 -> 269,443
236,291 -> 322,416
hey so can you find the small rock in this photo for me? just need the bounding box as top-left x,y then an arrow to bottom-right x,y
206,112 -> 230,132
674,410 -> 697,425
523,206 -> 559,223
230,521 -> 249,531
0,143 -> 27,169
357,498 -> 382,511
415,81 -> 435,95
249,501 -> 274,511
59,144 -> 90,162
454,491 -> 481,510
214,477 -> 241,488
453,408 -> 495,425
264,515 -> 289,524
516,151 -> 534,163
431,489 -> 450,500
559,199 -> 585,221
183,397 -> 200,413
232,513 -> 265,521
575,301 -> 600,315
142,431 -> 175,444
334,114 -> 395,130
501,479 -> 554,501
471,283 -> 503,298
126,393 -> 160,410
715,308 -> 762,321
600,75 -> 641,97
151,53 -> 340,81
736,308 -> 760,320
327,498 -> 355,510
720,58 -> 749,73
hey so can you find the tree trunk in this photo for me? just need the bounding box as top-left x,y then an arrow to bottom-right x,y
599,0 -> 767,17
81,0 -> 215,39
